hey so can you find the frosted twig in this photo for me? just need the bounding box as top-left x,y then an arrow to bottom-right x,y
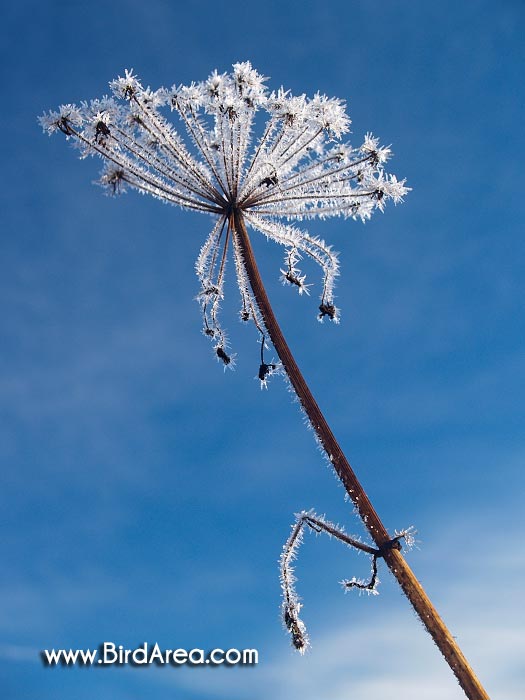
280,511 -> 413,651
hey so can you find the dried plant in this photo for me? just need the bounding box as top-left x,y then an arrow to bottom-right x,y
40,62 -> 489,700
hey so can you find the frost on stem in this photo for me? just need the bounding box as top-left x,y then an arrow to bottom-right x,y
40,61 -> 408,368
280,511 -> 415,651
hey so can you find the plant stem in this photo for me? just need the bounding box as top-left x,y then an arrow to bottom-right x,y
232,209 -> 490,700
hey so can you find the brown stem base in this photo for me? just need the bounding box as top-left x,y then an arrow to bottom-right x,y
232,209 -> 489,700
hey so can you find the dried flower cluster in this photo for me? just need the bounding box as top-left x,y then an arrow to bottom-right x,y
40,62 -> 408,375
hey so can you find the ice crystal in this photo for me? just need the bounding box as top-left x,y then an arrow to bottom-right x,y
40,62 -> 408,360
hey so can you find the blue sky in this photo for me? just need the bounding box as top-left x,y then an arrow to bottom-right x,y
1,1 -> 524,698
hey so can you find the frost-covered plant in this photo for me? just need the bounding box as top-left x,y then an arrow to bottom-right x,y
39,62 -> 406,371
40,63 -> 488,700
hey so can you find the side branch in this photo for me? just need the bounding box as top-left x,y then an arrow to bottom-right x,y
232,209 -> 489,700
281,511 -> 407,653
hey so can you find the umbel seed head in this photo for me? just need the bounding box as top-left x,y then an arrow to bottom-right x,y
40,62 -> 408,364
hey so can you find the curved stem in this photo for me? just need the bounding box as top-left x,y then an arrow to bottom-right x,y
232,209 -> 489,700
